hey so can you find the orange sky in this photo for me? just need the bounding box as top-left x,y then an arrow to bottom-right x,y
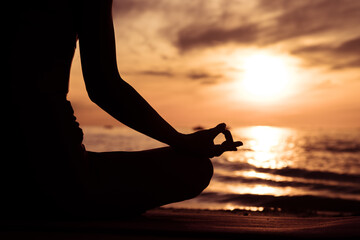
68,0 -> 360,128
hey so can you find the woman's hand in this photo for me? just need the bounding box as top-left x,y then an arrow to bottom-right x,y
174,123 -> 243,158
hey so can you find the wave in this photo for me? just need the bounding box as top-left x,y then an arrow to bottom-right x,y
303,144 -> 360,153
213,161 -> 360,183
199,192 -> 360,213
241,146 -> 360,153
238,137 -> 360,153
213,174 -> 360,195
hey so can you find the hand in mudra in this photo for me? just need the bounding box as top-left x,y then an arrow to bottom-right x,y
176,123 -> 243,158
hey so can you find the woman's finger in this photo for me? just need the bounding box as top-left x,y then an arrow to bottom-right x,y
222,129 -> 234,143
208,123 -> 226,138
210,140 -> 243,157
234,141 -> 243,147
222,140 -> 243,150
212,145 -> 226,157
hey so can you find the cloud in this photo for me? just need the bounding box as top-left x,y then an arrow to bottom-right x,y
336,37 -> 360,54
291,36 -> 360,70
111,0 -> 360,75
186,71 -> 220,80
111,0 -> 360,58
112,0 -> 155,15
176,24 -> 259,52
327,37 -> 360,69
136,70 -> 174,77
170,0 -> 360,53
259,0 -> 360,42
293,37 -> 360,55
135,69 -> 223,84
186,70 -> 223,84
332,58 -> 360,70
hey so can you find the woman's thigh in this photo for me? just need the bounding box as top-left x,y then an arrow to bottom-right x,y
85,147 -> 213,213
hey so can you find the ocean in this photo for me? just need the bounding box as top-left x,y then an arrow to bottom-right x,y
82,126 -> 360,215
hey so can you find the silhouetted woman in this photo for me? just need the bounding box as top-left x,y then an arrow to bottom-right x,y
9,0 -> 241,219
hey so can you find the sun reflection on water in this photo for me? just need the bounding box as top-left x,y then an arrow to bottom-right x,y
239,126 -> 293,169
227,184 -> 292,196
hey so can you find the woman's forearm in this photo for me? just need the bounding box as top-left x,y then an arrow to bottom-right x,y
90,76 -> 183,146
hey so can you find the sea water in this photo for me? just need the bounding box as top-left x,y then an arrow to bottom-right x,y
82,126 -> 360,214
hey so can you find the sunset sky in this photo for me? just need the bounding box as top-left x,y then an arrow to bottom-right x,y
68,0 -> 360,128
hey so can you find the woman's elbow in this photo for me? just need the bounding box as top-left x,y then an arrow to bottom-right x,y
84,73 -> 125,105
86,87 -> 106,105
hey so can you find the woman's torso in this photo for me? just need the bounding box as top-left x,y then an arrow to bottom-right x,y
9,0 -> 86,218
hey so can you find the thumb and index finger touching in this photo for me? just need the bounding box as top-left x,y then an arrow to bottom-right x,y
209,123 -> 243,149
208,123 -> 226,138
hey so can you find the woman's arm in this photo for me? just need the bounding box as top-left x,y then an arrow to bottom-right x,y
77,0 -> 242,156
78,0 -> 181,146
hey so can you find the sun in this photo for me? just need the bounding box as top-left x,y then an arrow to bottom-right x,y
242,53 -> 291,101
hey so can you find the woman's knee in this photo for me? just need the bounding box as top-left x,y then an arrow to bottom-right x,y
197,157 -> 213,189
182,157 -> 213,199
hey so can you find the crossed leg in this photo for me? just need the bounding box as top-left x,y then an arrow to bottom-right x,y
84,147 -> 213,218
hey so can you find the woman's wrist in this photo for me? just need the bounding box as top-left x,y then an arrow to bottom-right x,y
168,130 -> 186,148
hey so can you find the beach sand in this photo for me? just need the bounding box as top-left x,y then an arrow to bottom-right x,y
1,208 -> 359,239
